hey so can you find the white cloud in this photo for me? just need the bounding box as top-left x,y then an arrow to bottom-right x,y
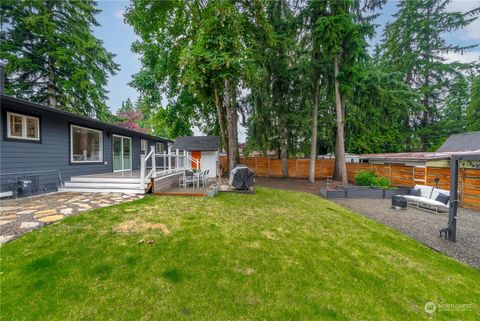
114,9 -> 125,20
443,50 -> 480,63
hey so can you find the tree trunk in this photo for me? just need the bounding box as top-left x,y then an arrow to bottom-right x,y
224,78 -> 238,173
279,112 -> 288,178
48,58 -> 57,108
333,55 -> 347,185
309,30 -> 320,184
309,78 -> 319,184
215,85 -> 229,172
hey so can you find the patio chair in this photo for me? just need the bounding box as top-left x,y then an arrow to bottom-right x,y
184,170 -> 198,189
202,170 -> 210,187
199,170 -> 209,187
179,175 -> 187,188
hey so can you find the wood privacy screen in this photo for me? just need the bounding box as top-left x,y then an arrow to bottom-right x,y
220,156 -> 480,210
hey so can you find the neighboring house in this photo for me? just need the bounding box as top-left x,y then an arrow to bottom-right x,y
0,94 -> 172,196
171,136 -> 220,178
437,132 -> 480,153
359,132 -> 480,168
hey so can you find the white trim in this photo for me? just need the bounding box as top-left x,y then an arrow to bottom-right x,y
112,134 -> 132,172
156,142 -> 164,153
6,111 -> 40,141
141,139 -> 148,153
70,124 -> 104,163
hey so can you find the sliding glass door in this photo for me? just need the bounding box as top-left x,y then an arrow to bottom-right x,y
113,135 -> 132,172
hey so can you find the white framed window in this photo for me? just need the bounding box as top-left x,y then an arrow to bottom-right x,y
6,112 -> 40,141
141,139 -> 148,154
70,125 -> 103,163
156,142 -> 164,153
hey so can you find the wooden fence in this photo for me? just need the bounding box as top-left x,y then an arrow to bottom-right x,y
220,156 -> 480,210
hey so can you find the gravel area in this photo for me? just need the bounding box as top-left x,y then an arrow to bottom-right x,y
333,198 -> 480,269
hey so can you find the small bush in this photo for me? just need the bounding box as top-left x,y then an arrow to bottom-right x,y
355,170 -> 377,186
355,170 -> 391,189
376,176 -> 391,189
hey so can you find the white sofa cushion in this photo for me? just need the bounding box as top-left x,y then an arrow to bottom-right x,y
430,188 -> 450,200
414,185 -> 434,199
420,198 -> 449,208
402,192 -> 450,212
403,195 -> 424,202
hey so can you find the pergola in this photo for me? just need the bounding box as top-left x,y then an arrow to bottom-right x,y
446,154 -> 480,242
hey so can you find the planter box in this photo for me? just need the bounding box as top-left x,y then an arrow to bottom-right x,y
383,187 -> 410,199
320,186 -> 412,200
319,188 -> 345,198
345,187 -> 384,198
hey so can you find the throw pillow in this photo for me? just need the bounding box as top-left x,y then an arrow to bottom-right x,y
435,193 -> 450,205
410,189 -> 421,196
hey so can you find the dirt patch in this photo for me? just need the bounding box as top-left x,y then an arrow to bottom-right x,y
262,231 -> 277,240
245,241 -> 261,249
255,177 -> 341,194
235,267 -> 256,275
115,219 -> 170,235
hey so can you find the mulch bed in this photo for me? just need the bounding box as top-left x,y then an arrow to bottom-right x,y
255,176 -> 342,194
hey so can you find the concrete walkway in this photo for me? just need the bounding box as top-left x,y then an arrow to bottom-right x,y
0,192 -> 143,244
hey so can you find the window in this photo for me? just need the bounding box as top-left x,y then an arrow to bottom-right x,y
141,139 -> 148,154
156,142 -> 165,153
6,112 -> 40,141
70,125 -> 103,163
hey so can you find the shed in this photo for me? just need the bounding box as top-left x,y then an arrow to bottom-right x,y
171,136 -> 221,178
437,132 -> 480,152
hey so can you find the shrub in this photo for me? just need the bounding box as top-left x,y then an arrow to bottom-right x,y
355,170 -> 377,186
376,176 -> 391,189
355,170 -> 391,189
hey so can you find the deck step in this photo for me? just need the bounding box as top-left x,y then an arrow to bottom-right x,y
58,187 -> 145,194
64,182 -> 142,189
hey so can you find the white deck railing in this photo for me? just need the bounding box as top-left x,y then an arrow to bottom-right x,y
140,147 -> 200,189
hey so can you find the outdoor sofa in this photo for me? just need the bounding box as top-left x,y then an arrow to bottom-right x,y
402,185 -> 450,213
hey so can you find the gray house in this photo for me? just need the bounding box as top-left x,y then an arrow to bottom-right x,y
1,94 -> 173,196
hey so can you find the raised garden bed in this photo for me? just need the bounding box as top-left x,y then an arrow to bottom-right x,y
320,186 -> 410,200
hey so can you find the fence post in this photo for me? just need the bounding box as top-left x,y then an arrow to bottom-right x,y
151,146 -> 156,177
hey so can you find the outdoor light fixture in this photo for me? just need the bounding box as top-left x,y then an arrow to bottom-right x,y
434,177 -> 440,188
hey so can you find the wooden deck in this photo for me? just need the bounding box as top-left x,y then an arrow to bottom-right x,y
60,169 -> 186,194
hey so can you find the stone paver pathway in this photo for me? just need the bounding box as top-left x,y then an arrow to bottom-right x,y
0,192 -> 143,244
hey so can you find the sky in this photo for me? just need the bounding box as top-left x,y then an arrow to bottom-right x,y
93,0 -> 480,141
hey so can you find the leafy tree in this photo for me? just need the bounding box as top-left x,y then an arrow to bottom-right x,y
126,0 -> 271,172
381,0 -> 479,151
0,0 -> 119,119
116,109 -> 149,133
466,75 -> 480,131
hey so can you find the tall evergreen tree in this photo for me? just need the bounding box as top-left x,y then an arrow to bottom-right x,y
1,0 -> 119,118
381,0 -> 479,151
314,0 -> 381,184
117,98 -> 135,114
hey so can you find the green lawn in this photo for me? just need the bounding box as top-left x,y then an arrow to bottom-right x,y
1,188 -> 479,320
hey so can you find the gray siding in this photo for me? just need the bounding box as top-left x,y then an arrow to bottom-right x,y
0,100 -> 168,196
